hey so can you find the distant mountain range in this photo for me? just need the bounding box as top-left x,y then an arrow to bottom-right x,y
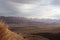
0,16 -> 60,24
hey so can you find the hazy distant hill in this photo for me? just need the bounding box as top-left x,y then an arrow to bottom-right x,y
0,16 -> 44,25
0,16 -> 60,24
0,16 -> 35,24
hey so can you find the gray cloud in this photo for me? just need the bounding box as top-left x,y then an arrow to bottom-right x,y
0,0 -> 19,16
0,0 -> 60,19
8,0 -> 41,4
0,0 -> 42,17
51,0 -> 60,6
48,14 -> 60,19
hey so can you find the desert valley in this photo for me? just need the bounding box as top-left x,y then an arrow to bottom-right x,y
0,16 -> 60,40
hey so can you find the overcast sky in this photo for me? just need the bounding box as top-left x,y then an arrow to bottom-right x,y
0,0 -> 60,19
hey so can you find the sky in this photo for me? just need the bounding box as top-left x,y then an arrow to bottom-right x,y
0,0 -> 60,19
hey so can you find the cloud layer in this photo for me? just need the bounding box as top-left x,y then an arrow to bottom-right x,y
0,0 -> 60,19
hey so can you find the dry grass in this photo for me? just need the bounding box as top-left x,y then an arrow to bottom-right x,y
0,21 -> 26,40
